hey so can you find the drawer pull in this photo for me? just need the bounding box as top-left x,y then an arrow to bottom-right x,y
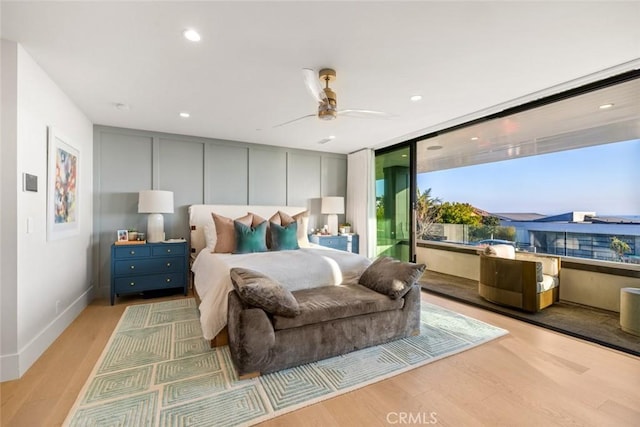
130,251 -> 135,255
130,265 -> 135,270
166,262 -> 171,267
166,278 -> 171,283
130,282 -> 135,286
167,249 -> 171,253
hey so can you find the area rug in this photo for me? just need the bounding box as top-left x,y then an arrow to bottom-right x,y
64,298 -> 507,426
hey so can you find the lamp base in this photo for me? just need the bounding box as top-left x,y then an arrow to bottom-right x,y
327,214 -> 338,236
147,213 -> 165,243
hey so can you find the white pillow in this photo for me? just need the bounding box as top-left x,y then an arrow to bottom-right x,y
295,211 -> 311,248
204,221 -> 216,251
484,244 -> 516,259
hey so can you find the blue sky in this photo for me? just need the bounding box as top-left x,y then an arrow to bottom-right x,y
415,139 -> 640,216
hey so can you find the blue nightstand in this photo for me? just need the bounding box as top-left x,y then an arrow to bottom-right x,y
110,241 -> 188,305
309,234 -> 359,254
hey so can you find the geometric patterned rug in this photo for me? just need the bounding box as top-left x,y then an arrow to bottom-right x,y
63,298 -> 507,426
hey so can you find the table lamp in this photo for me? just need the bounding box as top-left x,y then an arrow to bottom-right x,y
138,190 -> 174,243
321,196 -> 344,236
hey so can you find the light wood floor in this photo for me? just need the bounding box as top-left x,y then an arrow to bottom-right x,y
2,291 -> 639,426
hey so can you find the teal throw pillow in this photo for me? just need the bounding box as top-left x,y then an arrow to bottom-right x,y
270,221 -> 300,251
234,220 -> 268,254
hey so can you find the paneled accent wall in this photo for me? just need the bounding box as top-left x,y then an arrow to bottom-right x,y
93,126 -> 347,296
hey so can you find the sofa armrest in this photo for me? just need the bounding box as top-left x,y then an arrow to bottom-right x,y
227,290 -> 275,375
402,284 -> 422,335
480,254 -> 538,293
515,252 -> 560,276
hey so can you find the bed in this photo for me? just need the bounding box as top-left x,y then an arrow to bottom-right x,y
188,204 -> 372,342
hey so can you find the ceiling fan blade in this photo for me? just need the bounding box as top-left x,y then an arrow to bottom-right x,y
338,109 -> 393,119
273,113 -> 316,128
302,68 -> 328,104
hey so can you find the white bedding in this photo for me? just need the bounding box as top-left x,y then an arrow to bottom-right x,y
192,246 -> 371,340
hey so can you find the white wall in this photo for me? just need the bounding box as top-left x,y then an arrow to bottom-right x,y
1,40 -> 20,379
417,245 -> 480,280
1,41 -> 94,380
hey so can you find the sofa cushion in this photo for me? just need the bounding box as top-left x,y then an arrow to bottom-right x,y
272,284 -> 404,330
538,274 -> 559,292
358,256 -> 426,299
484,244 -> 516,259
230,268 -> 300,317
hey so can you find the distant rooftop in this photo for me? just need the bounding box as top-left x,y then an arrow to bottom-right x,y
586,215 -> 640,225
493,213 -> 547,222
535,211 -> 596,223
492,211 -> 640,225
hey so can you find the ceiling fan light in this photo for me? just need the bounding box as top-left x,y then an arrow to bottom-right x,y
319,110 -> 337,120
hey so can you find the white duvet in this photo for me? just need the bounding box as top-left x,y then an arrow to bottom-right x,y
191,247 -> 372,340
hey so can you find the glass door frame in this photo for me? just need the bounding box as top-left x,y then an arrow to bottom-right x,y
374,140 -> 417,262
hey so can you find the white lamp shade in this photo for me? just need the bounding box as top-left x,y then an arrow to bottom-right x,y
138,190 -> 174,214
321,196 -> 344,214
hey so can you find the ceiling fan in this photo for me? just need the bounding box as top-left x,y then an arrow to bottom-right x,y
274,68 -> 392,128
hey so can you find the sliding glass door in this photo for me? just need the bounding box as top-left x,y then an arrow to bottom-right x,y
375,145 -> 414,262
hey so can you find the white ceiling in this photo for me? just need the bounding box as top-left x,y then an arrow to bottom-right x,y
417,76 -> 640,173
2,1 -> 640,155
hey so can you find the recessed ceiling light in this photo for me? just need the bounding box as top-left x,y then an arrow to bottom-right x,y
470,136 -> 479,141
599,103 -> 614,110
179,112 -> 190,118
410,95 -> 422,102
317,135 -> 336,144
427,145 -> 443,151
114,103 -> 130,111
183,29 -> 201,42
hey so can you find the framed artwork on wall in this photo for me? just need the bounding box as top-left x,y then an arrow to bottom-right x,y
47,126 -> 79,241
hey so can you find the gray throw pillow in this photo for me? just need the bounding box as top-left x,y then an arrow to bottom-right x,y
535,261 -> 543,283
229,268 -> 300,317
358,256 -> 426,299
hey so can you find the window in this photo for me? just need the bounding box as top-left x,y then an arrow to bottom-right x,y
414,75 -> 640,264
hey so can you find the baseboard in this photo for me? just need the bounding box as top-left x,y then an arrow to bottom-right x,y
0,353 -> 20,382
0,285 -> 94,381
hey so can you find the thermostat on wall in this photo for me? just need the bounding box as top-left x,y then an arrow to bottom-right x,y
23,173 -> 38,192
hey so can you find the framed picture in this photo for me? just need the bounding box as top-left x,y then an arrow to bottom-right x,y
47,127 -> 79,240
117,229 -> 129,242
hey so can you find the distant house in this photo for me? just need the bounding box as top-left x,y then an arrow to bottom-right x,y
492,211 -> 640,261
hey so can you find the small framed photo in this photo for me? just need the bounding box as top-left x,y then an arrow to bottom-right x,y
117,229 -> 129,242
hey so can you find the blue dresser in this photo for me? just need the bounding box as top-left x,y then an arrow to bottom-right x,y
110,241 -> 188,305
309,234 -> 359,254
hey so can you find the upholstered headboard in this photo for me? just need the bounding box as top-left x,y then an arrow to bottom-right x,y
188,204 -> 307,256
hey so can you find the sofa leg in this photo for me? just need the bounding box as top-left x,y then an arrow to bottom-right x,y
209,327 -> 229,348
238,371 -> 261,380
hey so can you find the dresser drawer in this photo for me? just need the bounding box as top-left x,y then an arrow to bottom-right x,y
114,273 -> 185,293
152,244 -> 185,257
114,257 -> 184,276
111,241 -> 188,305
322,237 -> 346,248
113,245 -> 152,259
315,237 -> 347,251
